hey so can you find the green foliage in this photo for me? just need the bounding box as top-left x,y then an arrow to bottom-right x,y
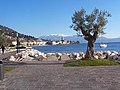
0,35 -> 12,46
64,59 -> 120,67
71,8 -> 111,39
4,66 -> 15,73
0,35 -> 7,46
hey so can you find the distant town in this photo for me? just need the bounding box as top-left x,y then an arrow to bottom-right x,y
12,37 -> 79,46
0,25 -> 79,47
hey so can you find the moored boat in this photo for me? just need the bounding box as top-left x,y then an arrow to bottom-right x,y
100,43 -> 107,48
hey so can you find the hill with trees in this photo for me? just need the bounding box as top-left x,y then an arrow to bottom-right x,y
0,25 -> 38,46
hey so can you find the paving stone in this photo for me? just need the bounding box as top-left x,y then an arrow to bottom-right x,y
0,62 -> 120,90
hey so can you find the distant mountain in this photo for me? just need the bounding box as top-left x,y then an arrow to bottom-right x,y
108,38 -> 120,42
40,34 -> 72,41
39,34 -> 87,43
39,34 -> 120,43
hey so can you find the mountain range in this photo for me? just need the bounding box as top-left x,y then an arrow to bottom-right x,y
39,34 -> 120,43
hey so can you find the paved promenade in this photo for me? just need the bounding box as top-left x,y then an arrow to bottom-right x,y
1,62 -> 120,90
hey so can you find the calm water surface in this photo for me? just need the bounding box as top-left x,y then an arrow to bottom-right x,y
33,42 -> 120,53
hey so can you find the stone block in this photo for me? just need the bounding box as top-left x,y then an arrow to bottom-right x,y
60,55 -> 70,61
9,56 -> 16,61
45,56 -> 58,61
36,55 -> 45,61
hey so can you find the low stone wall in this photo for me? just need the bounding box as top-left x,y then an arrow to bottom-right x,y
9,49 -> 120,62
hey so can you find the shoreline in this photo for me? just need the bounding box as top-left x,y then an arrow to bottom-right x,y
3,48 -> 119,63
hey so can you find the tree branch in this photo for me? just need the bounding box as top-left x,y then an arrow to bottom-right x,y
78,25 -> 88,36
93,31 -> 98,41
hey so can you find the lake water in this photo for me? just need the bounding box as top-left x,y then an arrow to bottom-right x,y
33,42 -> 120,53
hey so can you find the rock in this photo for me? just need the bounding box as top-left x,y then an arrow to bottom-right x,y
118,53 -> 120,56
112,51 -> 118,54
109,55 -> 113,59
36,55 -> 45,61
69,54 -> 74,59
113,55 -> 118,60
61,54 -> 70,61
110,53 -> 116,56
106,51 -> 111,55
76,56 -> 83,60
79,52 -> 85,58
72,54 -> 78,59
118,56 -> 120,61
72,53 -> 84,60
24,56 -> 34,61
46,53 -> 56,57
94,55 -> 99,59
95,51 -> 104,58
34,54 -> 39,58
12,49 -> 120,62
56,53 -> 62,60
99,55 -> 106,59
9,56 -> 16,61
38,52 -> 44,56
56,53 -> 62,56
22,53 -> 29,59
45,56 -> 58,61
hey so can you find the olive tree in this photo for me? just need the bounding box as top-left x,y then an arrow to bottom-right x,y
71,8 -> 111,58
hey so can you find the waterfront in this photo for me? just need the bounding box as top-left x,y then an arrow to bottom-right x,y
33,42 -> 120,53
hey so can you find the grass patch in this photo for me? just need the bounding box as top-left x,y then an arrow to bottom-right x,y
64,59 -> 120,67
4,66 -> 16,73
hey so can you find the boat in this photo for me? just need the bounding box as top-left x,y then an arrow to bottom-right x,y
100,43 -> 107,48
16,45 -> 32,49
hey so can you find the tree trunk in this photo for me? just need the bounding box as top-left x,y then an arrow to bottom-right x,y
85,39 -> 95,59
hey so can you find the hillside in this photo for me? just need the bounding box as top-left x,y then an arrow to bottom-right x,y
0,25 -> 38,41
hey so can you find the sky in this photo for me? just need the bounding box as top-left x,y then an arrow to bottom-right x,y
0,0 -> 120,38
